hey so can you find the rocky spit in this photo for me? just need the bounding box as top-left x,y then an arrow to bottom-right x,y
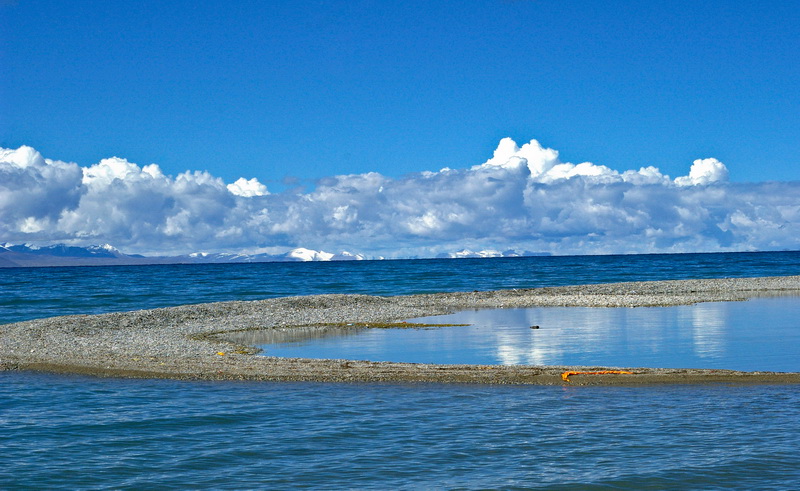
2,276 -> 800,385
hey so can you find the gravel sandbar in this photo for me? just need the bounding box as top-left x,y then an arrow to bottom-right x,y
2,276 -> 800,385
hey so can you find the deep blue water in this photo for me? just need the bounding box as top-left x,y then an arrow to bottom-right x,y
2,251 -> 800,489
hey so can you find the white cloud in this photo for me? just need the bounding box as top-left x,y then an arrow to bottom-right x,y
674,158 -> 730,186
0,146 -> 84,240
1,139 -> 798,256
479,137 -> 560,177
227,177 -> 269,197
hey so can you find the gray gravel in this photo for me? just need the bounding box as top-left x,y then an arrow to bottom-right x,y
2,276 -> 800,385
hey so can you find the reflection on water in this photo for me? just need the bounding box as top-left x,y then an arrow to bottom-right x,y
253,297 -> 800,371
688,303 -> 727,358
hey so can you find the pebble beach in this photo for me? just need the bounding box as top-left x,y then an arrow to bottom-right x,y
3,276 -> 800,385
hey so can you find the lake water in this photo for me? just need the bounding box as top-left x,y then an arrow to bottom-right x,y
2,251 -> 800,489
254,296 -> 800,371
2,371 -> 799,490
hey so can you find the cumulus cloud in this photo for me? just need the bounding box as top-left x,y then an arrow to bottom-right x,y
1,139 -> 798,256
0,146 -> 84,239
674,158 -> 730,186
227,177 -> 269,197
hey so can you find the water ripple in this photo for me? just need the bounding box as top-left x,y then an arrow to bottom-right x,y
1,373 -> 799,489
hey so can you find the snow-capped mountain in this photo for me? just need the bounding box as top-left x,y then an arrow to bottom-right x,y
0,243 -> 540,268
0,243 -> 367,267
182,248 -> 365,263
1,243 -> 131,258
438,249 -> 551,259
0,243 -> 147,267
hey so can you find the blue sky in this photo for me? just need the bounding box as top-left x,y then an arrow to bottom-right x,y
4,0 -> 799,186
2,1 -> 800,257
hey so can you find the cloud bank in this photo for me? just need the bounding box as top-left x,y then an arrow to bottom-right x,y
2,139 -> 798,257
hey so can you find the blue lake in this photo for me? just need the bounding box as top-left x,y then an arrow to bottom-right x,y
3,251 -> 800,488
255,296 -> 800,371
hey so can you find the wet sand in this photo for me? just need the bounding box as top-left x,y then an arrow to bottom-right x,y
2,276 -> 800,385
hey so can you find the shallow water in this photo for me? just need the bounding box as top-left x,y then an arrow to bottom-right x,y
2,372 -> 799,490
254,296 -> 800,371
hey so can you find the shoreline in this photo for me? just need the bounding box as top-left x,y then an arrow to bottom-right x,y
3,276 -> 800,385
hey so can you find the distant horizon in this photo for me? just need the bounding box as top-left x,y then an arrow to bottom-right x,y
3,240 -> 799,265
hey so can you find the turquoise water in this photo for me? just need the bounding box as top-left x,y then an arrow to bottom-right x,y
258,297 -> 800,372
2,251 -> 800,488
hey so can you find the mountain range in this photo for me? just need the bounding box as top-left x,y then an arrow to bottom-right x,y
0,243 -> 548,268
